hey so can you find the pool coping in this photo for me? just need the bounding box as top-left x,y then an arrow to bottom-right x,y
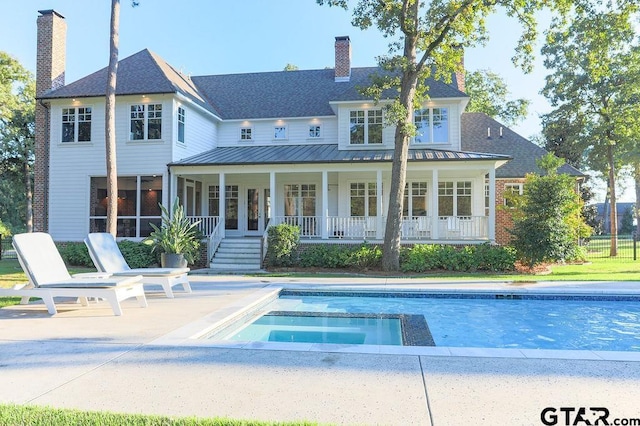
148,284 -> 640,362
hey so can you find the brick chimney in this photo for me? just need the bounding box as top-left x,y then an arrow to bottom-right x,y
334,36 -> 351,82
34,9 -> 67,232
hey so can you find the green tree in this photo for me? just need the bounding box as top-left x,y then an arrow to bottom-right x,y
541,5 -> 640,256
0,53 -> 35,233
510,154 -> 591,267
464,69 -> 529,126
620,205 -> 634,235
318,0 -> 573,271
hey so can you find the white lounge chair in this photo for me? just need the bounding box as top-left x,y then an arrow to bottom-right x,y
0,232 -> 147,316
84,233 -> 192,299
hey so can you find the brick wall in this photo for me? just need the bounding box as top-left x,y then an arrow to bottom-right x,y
494,179 -> 525,245
34,10 -> 67,232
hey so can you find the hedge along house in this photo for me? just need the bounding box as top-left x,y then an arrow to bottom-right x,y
33,10 -> 583,269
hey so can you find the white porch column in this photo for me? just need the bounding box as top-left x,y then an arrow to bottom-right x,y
376,170 -> 383,239
219,172 -> 226,239
321,171 -> 328,239
431,169 -> 439,239
270,171 -> 276,230
488,168 -> 496,242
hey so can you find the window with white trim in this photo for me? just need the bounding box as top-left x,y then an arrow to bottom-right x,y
240,127 -> 253,141
504,183 -> 523,207
274,126 -> 287,140
61,107 -> 92,142
350,109 -> 382,144
350,182 -> 378,216
130,104 -> 162,140
177,107 -> 185,143
309,125 -> 321,138
438,181 -> 472,217
414,107 -> 449,143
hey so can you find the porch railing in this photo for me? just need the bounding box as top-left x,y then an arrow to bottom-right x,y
190,215 -> 489,241
188,216 -> 220,238
207,220 -> 223,262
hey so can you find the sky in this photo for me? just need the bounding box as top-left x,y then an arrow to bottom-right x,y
0,0 -> 628,201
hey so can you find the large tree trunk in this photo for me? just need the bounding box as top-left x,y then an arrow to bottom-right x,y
105,0 -> 120,236
381,20 -> 419,271
607,144 -> 618,256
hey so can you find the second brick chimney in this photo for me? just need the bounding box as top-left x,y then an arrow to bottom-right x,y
334,36 -> 351,82
34,9 -> 67,232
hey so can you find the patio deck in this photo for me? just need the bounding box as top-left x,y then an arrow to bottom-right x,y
0,276 -> 639,425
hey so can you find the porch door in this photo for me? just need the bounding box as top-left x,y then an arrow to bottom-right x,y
246,187 -> 268,235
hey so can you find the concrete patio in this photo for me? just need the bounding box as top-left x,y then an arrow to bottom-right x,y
1,276 -> 639,425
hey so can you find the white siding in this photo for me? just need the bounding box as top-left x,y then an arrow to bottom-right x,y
173,99 -> 217,161
217,116 -> 338,147
48,95 -> 175,240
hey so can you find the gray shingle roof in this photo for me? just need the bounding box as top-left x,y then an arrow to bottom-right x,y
170,144 -> 508,167
39,49 -> 218,115
191,67 -> 466,120
460,112 -> 584,178
39,49 -> 467,119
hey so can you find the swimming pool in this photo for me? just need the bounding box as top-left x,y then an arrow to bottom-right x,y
210,290 -> 640,352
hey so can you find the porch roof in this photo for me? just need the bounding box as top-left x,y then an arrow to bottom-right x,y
169,144 -> 511,167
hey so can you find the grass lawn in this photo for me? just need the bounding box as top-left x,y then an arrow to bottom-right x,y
0,404 -> 318,426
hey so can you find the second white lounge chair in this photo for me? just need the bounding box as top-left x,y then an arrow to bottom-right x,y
85,232 -> 192,298
0,232 -> 148,316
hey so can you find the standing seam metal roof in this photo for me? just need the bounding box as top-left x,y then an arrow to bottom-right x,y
169,143 -> 509,167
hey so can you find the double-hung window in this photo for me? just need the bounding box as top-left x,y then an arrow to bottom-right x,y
350,109 -> 382,144
130,104 -> 162,140
414,107 -> 449,143
62,107 -> 92,142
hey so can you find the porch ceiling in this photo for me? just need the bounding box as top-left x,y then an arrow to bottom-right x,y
170,144 -> 510,167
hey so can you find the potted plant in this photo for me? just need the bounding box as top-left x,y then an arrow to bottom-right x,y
148,198 -> 201,268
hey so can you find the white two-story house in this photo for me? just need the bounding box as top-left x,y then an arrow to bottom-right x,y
33,10 -> 582,267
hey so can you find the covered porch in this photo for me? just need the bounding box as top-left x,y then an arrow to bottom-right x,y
169,144 -> 509,261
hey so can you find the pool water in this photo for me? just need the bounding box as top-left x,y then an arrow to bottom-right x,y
217,291 -> 640,351
229,314 -> 403,345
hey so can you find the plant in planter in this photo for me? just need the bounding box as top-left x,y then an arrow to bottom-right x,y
148,198 -> 201,268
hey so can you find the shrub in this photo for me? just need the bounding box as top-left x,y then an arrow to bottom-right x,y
58,240 -> 158,268
299,244 -> 351,268
57,242 -> 93,267
400,243 -> 516,273
117,239 -> 157,268
266,223 -> 300,267
347,244 -> 382,269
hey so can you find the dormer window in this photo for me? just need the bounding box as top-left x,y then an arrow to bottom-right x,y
274,126 -> 287,140
240,127 -> 253,141
414,107 -> 449,143
350,109 -> 382,145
